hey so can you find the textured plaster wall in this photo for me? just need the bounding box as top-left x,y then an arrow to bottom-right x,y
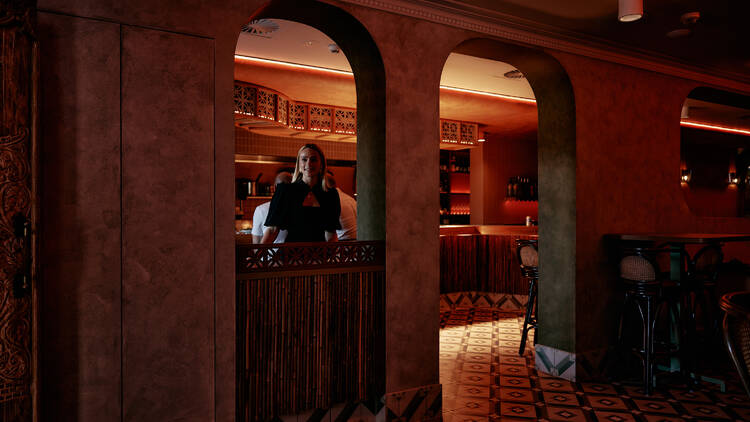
34,0 -> 750,419
553,50 -> 750,354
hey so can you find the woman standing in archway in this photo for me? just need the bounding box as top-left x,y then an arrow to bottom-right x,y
261,143 -> 341,243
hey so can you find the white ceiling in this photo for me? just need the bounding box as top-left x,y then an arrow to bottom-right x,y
235,19 -> 536,99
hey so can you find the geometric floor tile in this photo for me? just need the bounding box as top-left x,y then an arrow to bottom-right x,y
499,401 -> 537,419
592,410 -> 637,422
545,406 -> 587,421
438,304 -> 746,422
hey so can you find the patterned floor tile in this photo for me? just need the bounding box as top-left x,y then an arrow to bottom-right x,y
545,406 -> 587,421
457,385 -> 491,398
467,338 -> 494,346
592,410 -> 637,422
499,401 -> 537,419
667,389 -> 712,403
632,399 -> 678,415
459,372 -> 492,386
640,415 -> 685,422
466,345 -> 492,354
581,383 -> 619,395
499,375 -> 532,388
448,413 -> 489,422
542,391 -> 579,407
462,362 -> 491,373
679,402 -> 731,419
464,353 -> 492,364
496,388 -> 535,403
437,304 -> 742,422
538,378 -> 575,392
499,355 -> 527,366
586,395 -> 628,411
499,365 -> 529,377
454,398 -> 492,415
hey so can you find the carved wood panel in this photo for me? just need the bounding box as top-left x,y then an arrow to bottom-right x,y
0,1 -> 35,420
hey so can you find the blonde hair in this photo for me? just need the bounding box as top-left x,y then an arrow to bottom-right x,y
293,143 -> 330,191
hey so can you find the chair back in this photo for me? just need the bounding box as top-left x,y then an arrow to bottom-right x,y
617,247 -> 668,291
516,239 -> 538,278
720,291 -> 750,397
689,244 -> 723,283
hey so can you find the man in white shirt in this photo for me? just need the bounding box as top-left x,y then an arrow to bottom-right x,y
326,174 -> 357,240
251,171 -> 292,243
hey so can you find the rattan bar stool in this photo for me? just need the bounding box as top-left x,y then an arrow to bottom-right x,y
683,244 -> 724,353
516,239 -> 538,356
720,291 -> 750,397
617,247 -> 682,395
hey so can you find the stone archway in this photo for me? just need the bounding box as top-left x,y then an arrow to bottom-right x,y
448,38 -> 577,376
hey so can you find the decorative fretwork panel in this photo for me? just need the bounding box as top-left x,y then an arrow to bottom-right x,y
333,109 -> 356,135
309,105 -> 332,132
276,95 -> 288,126
256,88 -> 276,120
460,122 -> 478,146
238,241 -> 384,274
233,84 -> 256,116
441,120 -> 460,144
289,102 -> 307,130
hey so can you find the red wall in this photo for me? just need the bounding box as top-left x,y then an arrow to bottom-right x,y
480,132 -> 538,225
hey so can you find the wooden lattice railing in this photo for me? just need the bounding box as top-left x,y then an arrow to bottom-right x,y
236,241 -> 385,422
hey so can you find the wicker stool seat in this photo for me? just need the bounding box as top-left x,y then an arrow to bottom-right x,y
720,291 -> 750,398
617,248 -> 682,395
516,239 -> 538,356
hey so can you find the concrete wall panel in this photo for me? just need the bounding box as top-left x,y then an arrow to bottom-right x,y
121,27 -> 214,420
38,13 -> 122,422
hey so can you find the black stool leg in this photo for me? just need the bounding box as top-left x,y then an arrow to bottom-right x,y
519,278 -> 537,356
642,296 -> 655,395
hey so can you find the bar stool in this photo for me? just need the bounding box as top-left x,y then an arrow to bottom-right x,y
516,239 -> 538,356
719,291 -> 750,398
684,244 -> 723,344
616,247 -> 682,395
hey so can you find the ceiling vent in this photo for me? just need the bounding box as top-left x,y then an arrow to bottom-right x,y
241,19 -> 280,36
503,69 -> 525,79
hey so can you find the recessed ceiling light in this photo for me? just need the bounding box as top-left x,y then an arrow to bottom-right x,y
666,28 -> 691,38
503,69 -> 525,79
241,19 -> 280,35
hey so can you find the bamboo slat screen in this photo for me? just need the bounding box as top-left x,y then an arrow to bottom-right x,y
440,234 -> 537,294
236,241 -> 385,422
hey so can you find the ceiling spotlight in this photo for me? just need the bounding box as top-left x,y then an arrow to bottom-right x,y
618,0 -> 643,22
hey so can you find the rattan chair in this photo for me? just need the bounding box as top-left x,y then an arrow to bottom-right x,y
516,239 -> 538,356
720,291 -> 750,398
617,247 -> 682,395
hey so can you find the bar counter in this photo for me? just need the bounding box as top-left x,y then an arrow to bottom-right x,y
440,225 -> 538,295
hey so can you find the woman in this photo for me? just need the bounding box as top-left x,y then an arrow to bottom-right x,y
261,144 -> 341,243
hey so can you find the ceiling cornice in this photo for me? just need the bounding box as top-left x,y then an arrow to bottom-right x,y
335,0 -> 750,93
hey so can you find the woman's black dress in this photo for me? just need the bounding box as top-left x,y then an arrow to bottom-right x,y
265,180 -> 341,242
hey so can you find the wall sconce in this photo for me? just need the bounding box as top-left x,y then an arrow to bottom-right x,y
680,169 -> 692,183
729,171 -> 739,184
619,0 -> 643,22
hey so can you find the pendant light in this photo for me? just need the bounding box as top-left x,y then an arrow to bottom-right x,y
619,0 -> 643,22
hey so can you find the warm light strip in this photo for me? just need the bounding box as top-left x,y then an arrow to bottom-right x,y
439,85 -> 537,104
234,55 -> 538,103
681,120 -> 750,136
234,55 -> 354,76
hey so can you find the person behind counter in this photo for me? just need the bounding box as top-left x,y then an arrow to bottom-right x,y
261,144 -> 341,243
326,174 -> 357,240
251,171 -> 292,243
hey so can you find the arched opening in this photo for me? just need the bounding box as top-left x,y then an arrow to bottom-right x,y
233,2 -> 386,421
679,87 -> 750,218
437,37 -> 576,388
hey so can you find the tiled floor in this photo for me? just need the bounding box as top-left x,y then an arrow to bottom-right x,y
439,306 -> 750,421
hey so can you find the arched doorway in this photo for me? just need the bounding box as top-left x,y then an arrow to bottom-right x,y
234,2 -> 387,421
435,38 -> 576,415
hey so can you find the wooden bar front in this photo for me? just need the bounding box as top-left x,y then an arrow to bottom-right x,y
440,226 -> 538,295
236,241 -> 385,421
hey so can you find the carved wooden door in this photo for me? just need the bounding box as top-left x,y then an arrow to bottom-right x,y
0,0 -> 37,420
